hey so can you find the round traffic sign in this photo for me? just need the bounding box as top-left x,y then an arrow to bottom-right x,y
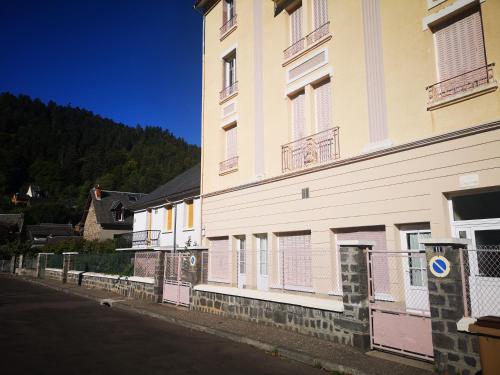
429,255 -> 451,278
189,255 -> 196,267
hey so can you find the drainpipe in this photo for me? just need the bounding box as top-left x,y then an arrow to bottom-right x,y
172,202 -> 178,255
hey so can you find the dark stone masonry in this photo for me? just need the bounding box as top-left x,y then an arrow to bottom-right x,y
192,245 -> 371,351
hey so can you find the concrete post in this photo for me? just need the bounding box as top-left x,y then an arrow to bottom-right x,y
338,240 -> 373,351
16,254 -> 24,275
10,255 -> 16,273
153,250 -> 165,303
36,253 -> 52,278
62,252 -> 78,284
421,238 -> 481,375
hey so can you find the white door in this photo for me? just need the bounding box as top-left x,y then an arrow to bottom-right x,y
256,235 -> 268,291
401,230 -> 431,314
237,237 -> 246,289
454,224 -> 500,317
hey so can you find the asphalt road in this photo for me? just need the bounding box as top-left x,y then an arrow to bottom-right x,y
0,276 -> 322,375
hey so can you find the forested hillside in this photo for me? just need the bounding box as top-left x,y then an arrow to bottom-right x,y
0,93 -> 200,224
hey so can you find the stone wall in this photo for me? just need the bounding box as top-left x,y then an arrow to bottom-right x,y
192,245 -> 371,350
425,243 -> 481,375
83,201 -> 102,241
192,291 -> 358,345
71,272 -> 156,302
44,268 -> 64,282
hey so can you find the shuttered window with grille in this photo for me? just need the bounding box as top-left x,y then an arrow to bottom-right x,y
279,232 -> 312,291
315,79 -> 332,132
292,92 -> 306,140
208,237 -> 231,283
434,7 -> 486,81
313,0 -> 328,29
290,4 -> 303,44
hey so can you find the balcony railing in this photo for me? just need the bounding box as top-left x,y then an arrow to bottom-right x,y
282,127 -> 340,173
220,81 -> 238,102
219,156 -> 238,175
220,15 -> 237,37
426,63 -> 496,106
283,22 -> 330,61
117,230 -> 160,248
306,21 -> 330,46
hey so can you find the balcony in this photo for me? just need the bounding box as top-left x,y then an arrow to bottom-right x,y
283,22 -> 330,62
117,230 -> 160,249
220,15 -> 237,39
426,63 -> 497,110
219,156 -> 238,175
281,127 -> 340,173
219,81 -> 238,103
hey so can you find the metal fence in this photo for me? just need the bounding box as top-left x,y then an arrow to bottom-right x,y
133,251 -> 156,278
22,256 -> 38,270
74,252 -> 135,276
0,259 -> 11,272
461,247 -> 500,318
47,254 -> 63,269
367,251 -> 430,315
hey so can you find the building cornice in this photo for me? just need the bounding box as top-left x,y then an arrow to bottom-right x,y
203,120 -> 500,198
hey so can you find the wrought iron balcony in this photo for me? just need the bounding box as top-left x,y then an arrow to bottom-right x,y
219,81 -> 238,102
220,15 -> 237,37
281,127 -> 340,173
283,22 -> 330,61
219,156 -> 238,175
426,63 -> 496,107
306,22 -> 330,46
117,230 -> 160,248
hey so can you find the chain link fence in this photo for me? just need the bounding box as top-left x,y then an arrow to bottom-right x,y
74,252 -> 135,276
133,251 -> 156,278
461,247 -> 500,318
47,254 -> 63,269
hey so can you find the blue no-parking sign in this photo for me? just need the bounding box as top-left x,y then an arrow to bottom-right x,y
429,255 -> 451,278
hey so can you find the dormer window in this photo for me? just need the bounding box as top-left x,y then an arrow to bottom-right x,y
110,201 -> 125,222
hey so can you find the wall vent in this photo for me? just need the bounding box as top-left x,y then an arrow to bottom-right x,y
301,188 -> 310,199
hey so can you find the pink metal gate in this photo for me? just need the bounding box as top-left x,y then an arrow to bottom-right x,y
367,251 -> 434,361
163,253 -> 191,307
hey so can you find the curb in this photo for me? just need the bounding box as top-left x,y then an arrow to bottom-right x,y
14,275 -> 368,375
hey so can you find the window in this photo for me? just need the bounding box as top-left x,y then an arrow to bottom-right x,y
290,4 -> 303,44
291,91 -> 306,140
166,206 -> 173,232
223,0 -> 235,23
406,231 -> 431,287
314,79 -> 332,132
258,235 -> 268,276
208,237 -> 231,283
223,51 -> 236,89
279,232 -> 312,291
185,201 -> 194,229
225,125 -> 237,159
115,206 -> 124,222
313,0 -> 328,29
238,237 -> 246,274
427,6 -> 492,105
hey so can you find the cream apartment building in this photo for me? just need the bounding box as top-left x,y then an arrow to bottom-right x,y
194,0 -> 500,351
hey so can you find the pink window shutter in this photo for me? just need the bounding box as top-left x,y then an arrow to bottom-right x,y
291,6 -> 303,43
226,126 -> 237,159
313,0 -> 328,29
209,238 -> 230,283
280,233 -> 312,290
292,93 -> 305,140
315,80 -> 332,132
435,9 -> 486,81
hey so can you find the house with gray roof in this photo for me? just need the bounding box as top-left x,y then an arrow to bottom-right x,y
78,186 -> 145,242
120,164 -> 202,251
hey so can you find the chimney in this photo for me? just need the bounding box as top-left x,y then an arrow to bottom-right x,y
95,185 -> 102,200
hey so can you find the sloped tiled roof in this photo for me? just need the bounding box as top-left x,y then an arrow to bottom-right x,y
91,190 -> 145,227
27,223 -> 74,238
130,164 -> 200,211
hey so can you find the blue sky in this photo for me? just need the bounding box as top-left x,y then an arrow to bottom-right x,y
0,0 -> 203,145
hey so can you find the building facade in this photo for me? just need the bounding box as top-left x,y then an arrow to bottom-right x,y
79,186 -> 145,241
125,165 -> 203,251
195,0 -> 500,362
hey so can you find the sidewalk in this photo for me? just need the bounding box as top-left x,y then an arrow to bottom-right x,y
16,275 -> 433,375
